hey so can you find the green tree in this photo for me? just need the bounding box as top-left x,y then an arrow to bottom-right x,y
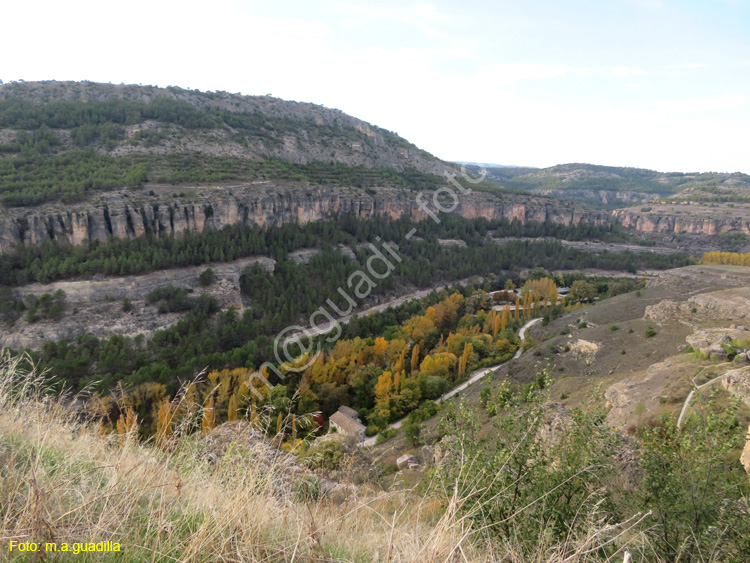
199,267 -> 215,287
566,280 -> 597,303
633,395 -> 750,562
403,419 -> 422,446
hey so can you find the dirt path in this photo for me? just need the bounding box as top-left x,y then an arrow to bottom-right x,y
361,317 -> 542,447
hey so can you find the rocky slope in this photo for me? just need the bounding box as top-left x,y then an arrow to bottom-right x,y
0,80 -> 444,175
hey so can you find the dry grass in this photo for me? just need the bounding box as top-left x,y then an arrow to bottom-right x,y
0,356 -> 644,562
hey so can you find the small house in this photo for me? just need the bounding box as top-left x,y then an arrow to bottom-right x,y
329,406 -> 366,443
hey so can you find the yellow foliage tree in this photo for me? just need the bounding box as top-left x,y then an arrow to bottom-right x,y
116,407 -> 138,446
250,404 -> 260,429
410,344 -> 420,373
522,277 -> 558,304
372,336 -> 389,364
155,400 -> 173,447
227,393 -> 239,422
701,252 -> 750,266
202,396 -> 216,434
375,370 -> 394,405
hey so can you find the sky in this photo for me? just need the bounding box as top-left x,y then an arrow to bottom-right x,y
3,0 -> 749,173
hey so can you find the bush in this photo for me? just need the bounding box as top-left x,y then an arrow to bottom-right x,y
24,290 -> 65,323
122,297 -> 133,313
293,475 -> 324,502
299,440 -> 346,471
645,327 -> 657,338
403,420 -> 422,446
147,285 -> 218,314
376,427 -> 398,445
199,267 -> 215,287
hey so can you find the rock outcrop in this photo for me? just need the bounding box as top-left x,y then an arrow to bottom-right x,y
613,209 -> 750,236
0,186 -> 608,253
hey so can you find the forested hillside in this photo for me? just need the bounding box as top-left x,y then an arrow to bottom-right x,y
0,81 -> 449,206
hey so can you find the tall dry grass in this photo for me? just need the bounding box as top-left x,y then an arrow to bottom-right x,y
0,356 -> 643,562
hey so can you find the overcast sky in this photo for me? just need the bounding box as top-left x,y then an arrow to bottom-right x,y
4,0 -> 749,173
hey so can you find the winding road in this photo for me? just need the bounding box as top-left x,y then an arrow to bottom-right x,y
361,317 -> 542,447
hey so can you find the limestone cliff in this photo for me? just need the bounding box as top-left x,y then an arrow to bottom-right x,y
613,208 -> 750,236
0,186 -> 608,252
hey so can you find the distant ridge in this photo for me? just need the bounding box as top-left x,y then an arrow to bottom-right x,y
453,161 -> 538,169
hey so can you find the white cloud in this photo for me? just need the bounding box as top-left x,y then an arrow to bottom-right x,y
626,0 -> 666,10
667,63 -> 708,70
661,95 -> 749,112
476,62 -> 579,85
601,66 -> 646,77
334,2 -> 453,37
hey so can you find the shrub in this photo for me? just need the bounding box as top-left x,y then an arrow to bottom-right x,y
299,440 -> 346,471
24,290 -> 65,322
199,267 -> 215,287
293,475 -> 324,502
376,427 -> 398,444
645,327 -> 657,338
403,420 -> 422,446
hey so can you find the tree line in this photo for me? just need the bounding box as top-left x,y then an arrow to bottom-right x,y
0,214 -> 669,286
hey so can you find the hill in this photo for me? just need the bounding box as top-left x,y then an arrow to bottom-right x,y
0,81 -> 448,206
470,162 -> 750,208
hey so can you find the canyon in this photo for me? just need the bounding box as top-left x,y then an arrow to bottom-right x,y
0,185 -> 610,252
4,189 -> 749,253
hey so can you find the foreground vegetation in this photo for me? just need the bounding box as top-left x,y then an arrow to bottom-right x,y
435,376 -> 750,562
1,352 -> 748,562
0,357 -> 485,562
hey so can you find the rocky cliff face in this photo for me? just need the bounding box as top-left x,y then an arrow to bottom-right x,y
0,187 -> 608,252
531,189 -> 659,206
613,209 -> 750,235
